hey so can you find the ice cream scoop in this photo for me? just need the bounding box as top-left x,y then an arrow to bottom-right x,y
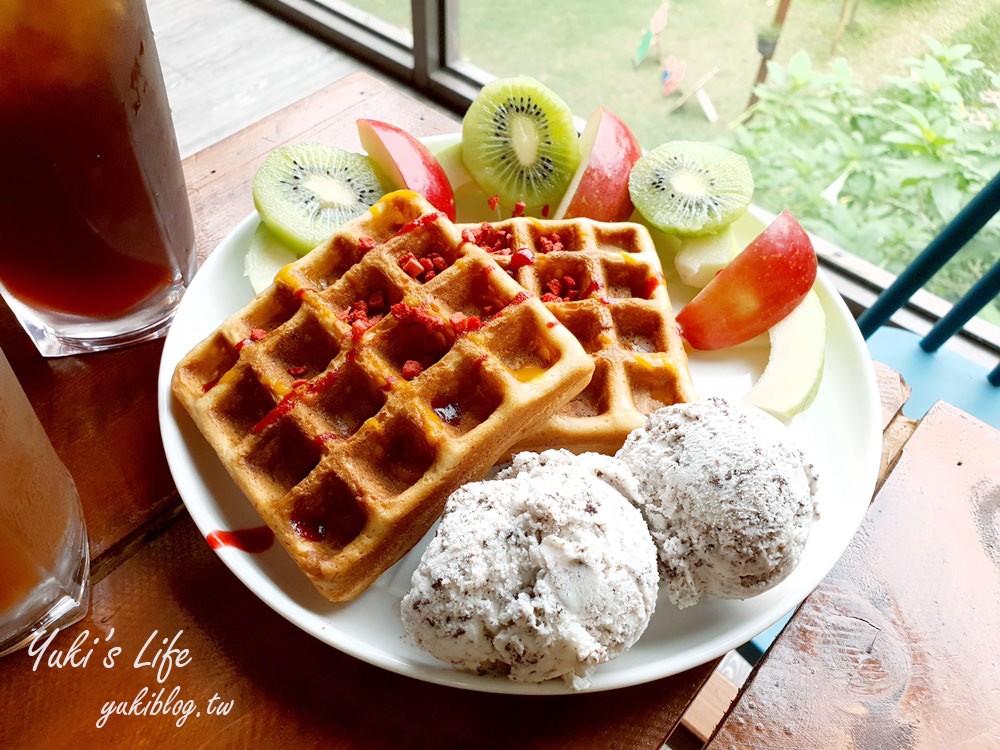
400,460 -> 658,689
616,397 -> 819,609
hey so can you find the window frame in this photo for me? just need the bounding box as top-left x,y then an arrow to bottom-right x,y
249,0 -> 999,360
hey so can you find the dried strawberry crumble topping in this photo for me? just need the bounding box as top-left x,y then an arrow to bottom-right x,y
401,359 -> 425,380
537,231 -> 565,254
341,290 -> 389,342
508,248 -> 535,271
390,301 -> 448,335
449,312 -> 483,335
641,274 -> 663,299
463,223 -> 515,255
356,236 -> 378,253
235,326 -> 268,352
399,251 -> 449,283
540,275 -> 580,303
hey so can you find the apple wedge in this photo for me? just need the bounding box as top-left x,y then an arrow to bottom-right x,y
676,210 -> 818,350
244,222 -> 298,294
357,119 -> 456,220
674,225 -> 740,288
553,108 -> 641,222
745,289 -> 826,421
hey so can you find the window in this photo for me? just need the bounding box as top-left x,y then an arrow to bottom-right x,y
254,0 -> 1000,350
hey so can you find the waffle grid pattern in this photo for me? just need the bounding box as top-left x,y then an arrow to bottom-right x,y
172,192 -> 593,601
460,216 -> 697,454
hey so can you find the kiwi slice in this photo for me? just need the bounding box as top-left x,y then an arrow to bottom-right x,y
252,142 -> 384,254
461,76 -> 581,210
628,141 -> 753,236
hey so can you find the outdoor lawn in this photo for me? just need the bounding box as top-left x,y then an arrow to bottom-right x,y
353,0 -> 1000,323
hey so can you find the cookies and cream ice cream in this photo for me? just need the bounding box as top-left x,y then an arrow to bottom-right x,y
617,397 -> 819,609
400,456 -> 658,689
402,398 -> 820,686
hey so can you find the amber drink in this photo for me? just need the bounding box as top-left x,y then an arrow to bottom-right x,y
0,0 -> 196,356
0,348 -> 90,656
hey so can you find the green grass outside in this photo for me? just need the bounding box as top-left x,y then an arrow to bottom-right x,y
353,0 -> 998,147
350,1 -> 999,325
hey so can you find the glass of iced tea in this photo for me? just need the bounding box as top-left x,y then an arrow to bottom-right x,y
0,0 -> 196,357
0,348 -> 90,657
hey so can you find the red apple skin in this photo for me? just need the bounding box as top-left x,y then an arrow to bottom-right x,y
676,210 -> 818,350
556,108 -> 642,222
357,119 -> 456,220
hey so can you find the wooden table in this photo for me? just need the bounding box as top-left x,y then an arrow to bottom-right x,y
1,72 -> 997,750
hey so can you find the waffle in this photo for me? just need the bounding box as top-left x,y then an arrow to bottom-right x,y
459,216 -> 697,455
172,191 -> 594,602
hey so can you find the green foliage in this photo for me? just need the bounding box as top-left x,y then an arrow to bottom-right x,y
730,39 -> 1000,325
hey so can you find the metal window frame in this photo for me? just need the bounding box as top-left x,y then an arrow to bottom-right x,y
247,0 -> 484,111
249,0 -> 999,362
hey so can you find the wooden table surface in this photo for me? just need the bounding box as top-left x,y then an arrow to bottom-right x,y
1,72 -> 998,750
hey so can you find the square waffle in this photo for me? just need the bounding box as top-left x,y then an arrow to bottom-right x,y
172,191 -> 594,601
459,216 -> 697,455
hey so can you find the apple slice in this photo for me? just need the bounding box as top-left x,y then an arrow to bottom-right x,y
674,225 -> 739,288
245,222 -> 298,294
745,289 -> 826,420
676,210 -> 818,350
357,119 -> 456,220
553,108 -> 642,222
433,141 -> 476,194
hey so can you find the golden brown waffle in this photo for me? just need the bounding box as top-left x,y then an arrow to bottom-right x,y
172,191 -> 594,602
459,216 -> 697,455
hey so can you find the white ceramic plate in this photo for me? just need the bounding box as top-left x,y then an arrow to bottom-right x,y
157,134 -> 882,694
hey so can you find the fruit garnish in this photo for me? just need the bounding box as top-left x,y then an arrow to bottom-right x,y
628,141 -> 753,236
745,290 -> 826,420
252,142 -> 384,254
676,210 -> 817,350
461,76 -> 581,210
357,119 -> 456,221
553,107 -> 642,222
673,225 -> 739,288
244,222 -> 298,293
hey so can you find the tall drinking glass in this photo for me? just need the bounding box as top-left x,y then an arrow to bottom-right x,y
0,0 -> 196,357
0,348 -> 90,657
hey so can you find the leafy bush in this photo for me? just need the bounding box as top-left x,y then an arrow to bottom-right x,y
730,38 -> 1000,325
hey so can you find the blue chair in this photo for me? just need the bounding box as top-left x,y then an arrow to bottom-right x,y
740,171 -> 1000,667
857,170 -> 1000,430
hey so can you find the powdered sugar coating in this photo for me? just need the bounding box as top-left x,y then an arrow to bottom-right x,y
617,397 -> 819,609
400,466 -> 658,689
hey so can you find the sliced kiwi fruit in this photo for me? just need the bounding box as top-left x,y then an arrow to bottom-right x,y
628,141 -> 753,236
252,142 -> 384,254
461,76 -> 581,210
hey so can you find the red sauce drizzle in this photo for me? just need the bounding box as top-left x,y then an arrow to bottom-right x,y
252,368 -> 342,433
206,526 -> 274,553
312,432 -> 344,450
